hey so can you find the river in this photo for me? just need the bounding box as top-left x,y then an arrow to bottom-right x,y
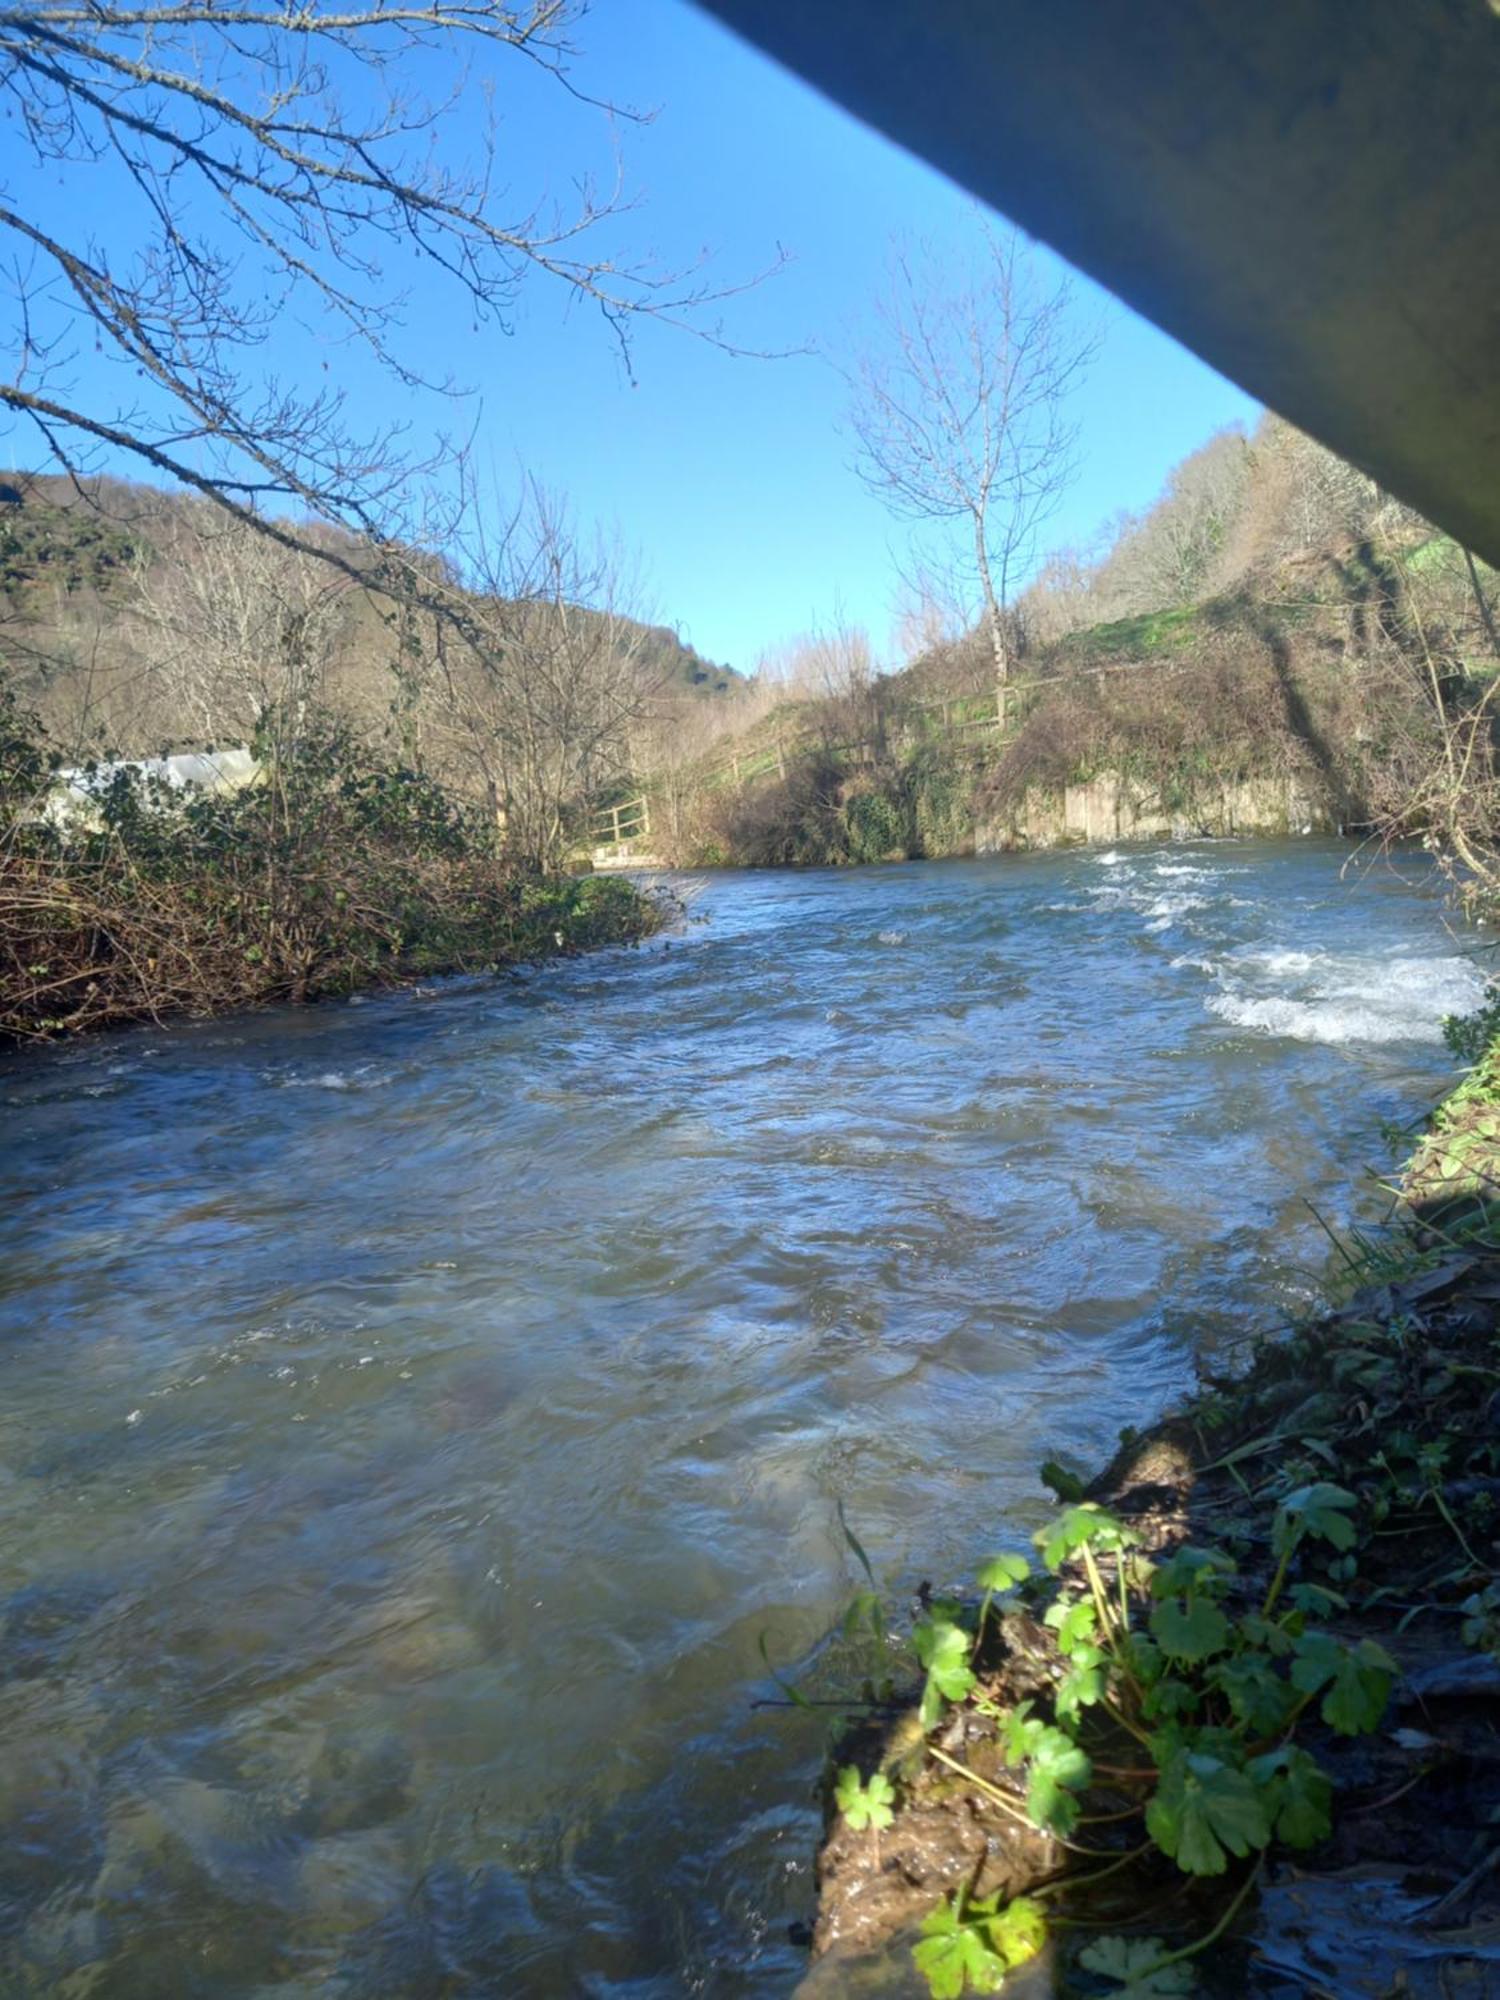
0,840 -> 1484,1996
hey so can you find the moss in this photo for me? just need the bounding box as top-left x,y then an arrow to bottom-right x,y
1057,603 -> 1202,661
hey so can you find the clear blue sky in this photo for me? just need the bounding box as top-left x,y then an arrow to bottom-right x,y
5,0 -> 1261,671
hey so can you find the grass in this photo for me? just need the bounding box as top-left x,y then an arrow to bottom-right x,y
1057,604 -> 1204,662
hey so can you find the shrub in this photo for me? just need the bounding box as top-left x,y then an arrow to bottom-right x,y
0,701 -> 661,1041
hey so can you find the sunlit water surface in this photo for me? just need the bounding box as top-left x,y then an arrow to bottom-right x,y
0,842 -> 1483,1996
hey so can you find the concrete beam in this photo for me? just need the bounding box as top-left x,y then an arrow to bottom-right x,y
695,0 -> 1500,565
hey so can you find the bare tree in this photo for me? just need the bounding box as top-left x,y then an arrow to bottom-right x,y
1368,548 -> 1500,920
846,224 -> 1096,705
0,3 -> 768,554
127,509 -> 358,751
891,561 -> 965,666
1120,428 -> 1251,606
431,477 -> 660,872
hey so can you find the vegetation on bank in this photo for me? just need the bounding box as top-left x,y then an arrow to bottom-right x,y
801,1009 -> 1500,1994
629,417 -> 1500,893
664,523 -> 1499,875
0,684 -> 663,1045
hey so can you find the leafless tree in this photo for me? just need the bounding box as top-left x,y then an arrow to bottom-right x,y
1354,524 -> 1500,916
846,224 -> 1096,703
431,475 -> 660,872
1124,428 -> 1250,605
0,2 -> 769,557
126,508 -> 358,751
891,561 -> 965,666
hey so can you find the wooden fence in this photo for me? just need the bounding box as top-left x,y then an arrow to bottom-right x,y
593,794 -> 651,846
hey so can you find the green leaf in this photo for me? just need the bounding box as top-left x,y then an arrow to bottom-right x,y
1236,1612 -> 1295,1659
1211,1655 -> 1296,1736
1027,1769 -> 1082,1838
1036,1504 -> 1135,1572
988,1895 -> 1046,1969
1000,1699 -> 1044,1765
912,1891 -> 1045,1998
1274,1483 -> 1358,1557
1148,1546 -> 1236,1601
834,1765 -> 896,1833
841,1590 -> 883,1643
1142,1675 -> 1201,1723
1287,1582 -> 1348,1617
1149,1597 -> 1231,1664
913,1898 -> 1005,1997
837,1500 -> 880,1592
1145,1751 -> 1273,1876
757,1630 -> 812,1709
1044,1595 -> 1098,1656
1122,1631 -> 1165,1685
915,1617 -> 977,1727
976,1552 -> 1031,1593
1079,1934 -> 1195,1995
1024,1725 -> 1092,1836
1040,1458 -> 1085,1503
1247,1745 -> 1332,1849
1290,1633 -> 1395,1735
1055,1652 -> 1107,1726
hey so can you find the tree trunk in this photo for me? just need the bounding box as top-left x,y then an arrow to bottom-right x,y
975,511 -> 1009,726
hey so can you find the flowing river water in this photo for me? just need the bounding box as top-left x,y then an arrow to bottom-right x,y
0,840 -> 1486,1996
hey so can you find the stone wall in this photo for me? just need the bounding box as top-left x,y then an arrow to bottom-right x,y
975,770 -> 1330,853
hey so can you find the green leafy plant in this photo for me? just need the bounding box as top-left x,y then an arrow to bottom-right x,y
912,1890 -> 1045,1998
833,1765 -> 896,1833
1079,1935 -> 1194,1996
900,1472 -> 1397,1995
915,1611 -> 978,1729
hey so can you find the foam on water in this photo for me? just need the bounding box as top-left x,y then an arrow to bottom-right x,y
1144,893 -> 1212,932
266,1062 -> 391,1091
1064,845 -> 1482,1047
1208,948 -> 1484,1045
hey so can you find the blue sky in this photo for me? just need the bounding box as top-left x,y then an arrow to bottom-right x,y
5,0 -> 1260,670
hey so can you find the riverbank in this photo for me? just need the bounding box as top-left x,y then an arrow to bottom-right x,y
0,697 -> 665,1044
806,1021 -> 1500,1996
0,852 -> 662,1045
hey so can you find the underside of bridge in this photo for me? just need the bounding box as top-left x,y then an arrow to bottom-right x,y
695,0 -> 1500,566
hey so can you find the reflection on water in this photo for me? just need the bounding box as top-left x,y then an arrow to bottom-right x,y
0,842 -> 1479,1995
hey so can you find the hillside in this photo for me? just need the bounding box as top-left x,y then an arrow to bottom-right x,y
644,417 -> 1500,875
0,473 -> 745,768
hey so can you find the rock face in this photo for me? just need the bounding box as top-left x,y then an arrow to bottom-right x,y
976,770 -> 1329,852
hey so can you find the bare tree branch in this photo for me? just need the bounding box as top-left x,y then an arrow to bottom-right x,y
0,1 -> 781,551
845,223 -> 1097,694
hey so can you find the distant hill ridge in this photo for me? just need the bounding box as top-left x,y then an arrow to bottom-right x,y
0,471 -> 744,759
